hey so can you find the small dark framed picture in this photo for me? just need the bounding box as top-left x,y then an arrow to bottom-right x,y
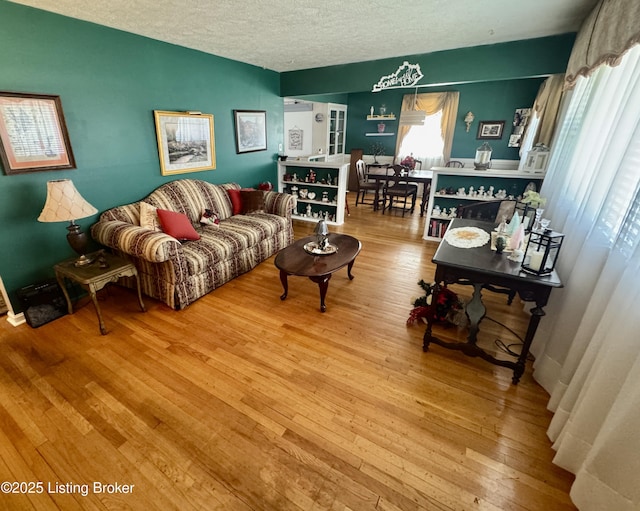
233,110 -> 267,153
477,120 -> 505,140
0,91 -> 76,174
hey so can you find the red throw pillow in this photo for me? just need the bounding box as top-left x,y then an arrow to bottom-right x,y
227,189 -> 242,215
156,209 -> 200,241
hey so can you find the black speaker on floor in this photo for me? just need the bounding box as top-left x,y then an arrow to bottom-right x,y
17,279 -> 67,328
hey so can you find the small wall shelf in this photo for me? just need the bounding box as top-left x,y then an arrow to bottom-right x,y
367,114 -> 396,121
365,132 -> 395,137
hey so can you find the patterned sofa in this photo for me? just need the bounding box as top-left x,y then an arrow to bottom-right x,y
91,179 -> 295,309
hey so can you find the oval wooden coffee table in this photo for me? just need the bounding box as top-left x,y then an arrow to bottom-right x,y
274,233 -> 361,312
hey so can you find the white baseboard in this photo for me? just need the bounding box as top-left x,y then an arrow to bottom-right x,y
6,311 -> 26,327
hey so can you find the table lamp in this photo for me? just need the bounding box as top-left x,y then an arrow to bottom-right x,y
38,179 -> 98,266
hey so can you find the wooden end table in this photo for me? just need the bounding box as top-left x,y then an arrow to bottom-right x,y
54,251 -> 146,335
274,233 -> 361,312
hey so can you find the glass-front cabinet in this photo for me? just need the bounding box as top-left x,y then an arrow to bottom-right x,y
326,103 -> 347,161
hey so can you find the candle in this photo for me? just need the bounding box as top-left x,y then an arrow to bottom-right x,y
529,250 -> 545,271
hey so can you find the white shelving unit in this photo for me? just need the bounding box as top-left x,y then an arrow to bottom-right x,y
277,160 -> 350,225
423,167 -> 546,241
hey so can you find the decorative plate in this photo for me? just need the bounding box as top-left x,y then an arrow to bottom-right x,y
444,227 -> 490,248
304,242 -> 338,255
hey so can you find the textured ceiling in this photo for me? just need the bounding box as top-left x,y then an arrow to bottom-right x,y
10,0 -> 598,72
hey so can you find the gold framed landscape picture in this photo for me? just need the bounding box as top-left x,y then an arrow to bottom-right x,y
153,110 -> 215,176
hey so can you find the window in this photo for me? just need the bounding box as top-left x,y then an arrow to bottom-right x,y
395,91 -> 458,168
398,110 -> 444,166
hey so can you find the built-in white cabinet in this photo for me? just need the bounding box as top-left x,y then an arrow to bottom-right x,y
423,167 -> 545,241
326,103 -> 347,161
278,160 -> 349,225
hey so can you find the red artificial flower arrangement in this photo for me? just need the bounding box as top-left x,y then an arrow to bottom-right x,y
400,155 -> 416,170
407,279 -> 465,326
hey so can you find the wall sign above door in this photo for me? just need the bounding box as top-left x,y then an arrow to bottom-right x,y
372,61 -> 424,92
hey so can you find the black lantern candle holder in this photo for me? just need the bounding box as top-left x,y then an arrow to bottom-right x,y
521,229 -> 564,276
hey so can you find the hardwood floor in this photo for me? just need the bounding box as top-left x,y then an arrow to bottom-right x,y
0,198 -> 576,510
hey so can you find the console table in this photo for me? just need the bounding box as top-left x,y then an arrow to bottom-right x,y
422,219 -> 562,384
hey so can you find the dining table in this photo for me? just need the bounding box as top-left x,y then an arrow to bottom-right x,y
365,166 -> 433,215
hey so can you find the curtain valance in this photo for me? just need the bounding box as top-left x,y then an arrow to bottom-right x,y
565,0 -> 640,88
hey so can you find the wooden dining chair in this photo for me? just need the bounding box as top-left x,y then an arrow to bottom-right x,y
382,165 -> 418,217
355,159 -> 382,207
445,160 -> 464,168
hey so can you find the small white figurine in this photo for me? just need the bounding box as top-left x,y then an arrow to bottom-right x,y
433,205 -> 441,217
449,207 -> 457,218
306,204 -> 312,217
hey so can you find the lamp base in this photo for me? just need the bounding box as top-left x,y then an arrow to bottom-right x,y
66,221 -> 93,266
74,254 -> 94,267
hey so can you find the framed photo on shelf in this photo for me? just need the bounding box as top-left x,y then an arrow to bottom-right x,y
477,120 -> 505,140
0,91 -> 76,175
153,110 -> 215,176
233,110 -> 267,153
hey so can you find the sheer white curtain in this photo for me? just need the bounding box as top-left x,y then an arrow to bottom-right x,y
531,44 -> 640,510
397,111 -> 444,169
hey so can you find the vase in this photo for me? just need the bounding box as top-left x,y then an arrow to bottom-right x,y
532,207 -> 544,231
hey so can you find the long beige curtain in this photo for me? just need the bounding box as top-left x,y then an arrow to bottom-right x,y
531,74 -> 565,147
395,91 -> 459,163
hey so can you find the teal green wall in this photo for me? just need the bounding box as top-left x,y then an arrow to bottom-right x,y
346,78 -> 545,160
0,1 -> 575,311
280,34 -> 575,96
0,1 -> 282,307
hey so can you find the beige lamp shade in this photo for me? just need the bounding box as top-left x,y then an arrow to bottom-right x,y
38,179 -> 97,222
